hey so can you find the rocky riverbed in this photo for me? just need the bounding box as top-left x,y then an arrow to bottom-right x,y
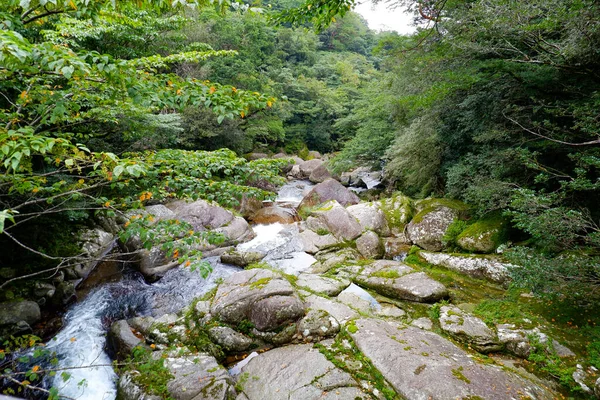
2,156 -> 599,400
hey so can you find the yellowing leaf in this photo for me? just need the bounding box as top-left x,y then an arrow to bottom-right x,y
69,0 -> 77,9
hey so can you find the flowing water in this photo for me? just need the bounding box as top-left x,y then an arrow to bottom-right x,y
42,180 -> 314,399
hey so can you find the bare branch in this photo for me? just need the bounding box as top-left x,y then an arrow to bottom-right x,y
504,113 -> 600,147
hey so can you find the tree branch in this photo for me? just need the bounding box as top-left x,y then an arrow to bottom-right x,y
504,113 -> 600,147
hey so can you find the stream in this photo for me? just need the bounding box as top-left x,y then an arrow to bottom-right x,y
42,179 -> 316,399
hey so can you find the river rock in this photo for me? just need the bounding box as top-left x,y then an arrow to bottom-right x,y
595,377 -> 600,398
406,199 -> 469,251
235,344 -> 365,400
496,324 -> 576,359
33,282 -> 56,299
297,309 -> 340,341
349,318 -> 557,399
308,150 -> 322,159
308,163 -> 332,183
164,353 -> 236,399
309,248 -> 361,274
355,231 -> 384,259
208,326 -> 252,352
457,214 -> 510,253
118,372 -> 162,400
144,204 -> 177,220
354,260 -> 448,303
383,237 -> 412,260
296,273 -> 350,296
0,300 -> 40,338
235,194 -> 264,219
376,304 -> 406,319
411,317 -> 433,330
306,201 -> 362,241
211,269 -> 305,331
246,152 -> 269,160
72,227 -> 114,279
53,280 -> 77,306
439,305 -> 502,353
250,206 -> 297,224
299,290 -> 358,323
298,179 -> 360,210
108,320 -> 144,360
376,193 -> 413,234
299,229 -> 339,254
298,159 -> 324,179
346,202 -> 390,236
419,251 -> 512,284
214,216 -> 255,244
220,250 -> 265,267
166,199 -> 234,231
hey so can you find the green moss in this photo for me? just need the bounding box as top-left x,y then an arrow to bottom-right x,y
347,321 -> 359,333
371,268 -> 401,279
248,277 -> 272,290
316,228 -> 330,236
456,212 -> 510,253
120,347 -> 175,399
451,366 -> 471,384
411,198 -> 470,224
379,193 -> 413,229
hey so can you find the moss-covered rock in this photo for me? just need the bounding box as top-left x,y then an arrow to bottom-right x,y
377,192 -> 413,234
457,213 -> 510,253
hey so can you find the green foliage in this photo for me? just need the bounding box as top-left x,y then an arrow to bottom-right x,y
527,337 -> 578,392
126,347 -> 175,399
442,219 -> 468,250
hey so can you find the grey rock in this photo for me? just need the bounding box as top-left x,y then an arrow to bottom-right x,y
214,216 -> 255,244
166,199 -> 234,231
290,159 -> 323,179
194,301 -> 211,317
0,300 -> 40,329
439,305 -> 502,353
211,269 -> 304,330
496,324 -> 576,359
346,202 -> 390,236
296,273 -> 350,296
53,280 -> 77,305
355,231 -> 384,259
33,282 -> 55,298
307,200 -> 362,241
251,323 -> 297,346
220,250 -> 266,267
208,326 -> 252,352
250,206 -> 297,224
246,152 -> 269,160
118,372 -> 162,400
237,344 -> 364,400
308,248 -> 361,274
406,204 -> 461,251
376,194 -> 413,234
297,309 -> 340,340
74,227 -> 114,279
411,317 -> 433,330
298,179 -> 360,210
250,295 -> 305,331
299,291 -> 359,324
350,318 -> 557,399
376,304 -> 406,319
145,204 -> 177,221
308,163 -> 332,183
594,377 -> 600,398
108,320 -> 144,359
420,251 -> 512,284
354,260 -> 448,303
382,237 -> 412,260
164,354 -> 236,400
128,316 -> 156,336
307,151 -> 322,159
299,228 -> 339,254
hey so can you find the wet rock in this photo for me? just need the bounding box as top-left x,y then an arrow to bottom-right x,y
346,202 -> 390,236
354,260 -> 448,303
236,344 -> 365,400
0,301 -> 40,339
295,273 -> 350,296
299,229 -> 339,254
496,324 -> 576,359
411,317 -> 433,330
420,251 -> 512,284
297,309 -> 340,341
236,194 -> 264,219
250,206 -> 297,224
211,269 -> 305,331
349,318 -> 557,400
306,200 -> 362,241
439,305 -> 502,353
208,326 -> 252,352
406,199 -> 469,251
214,216 -> 254,245
355,231 -> 384,259
220,250 -> 266,267
250,295 -> 305,331
308,163 -> 332,183
298,179 -> 359,210
53,280 -> 77,306
108,320 -> 144,360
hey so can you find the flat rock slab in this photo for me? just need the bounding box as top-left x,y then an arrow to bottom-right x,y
354,260 -> 448,303
349,318 -> 557,400
299,290 -> 358,324
439,305 -> 502,353
237,344 -> 367,400
164,354 -> 235,400
296,273 -> 350,296
420,251 -> 512,284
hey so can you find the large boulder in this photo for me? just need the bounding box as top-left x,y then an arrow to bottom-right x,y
70,227 -> 114,279
349,318 -> 557,400
353,260 -> 448,303
298,159 -> 324,179
108,320 -> 145,360
299,229 -> 339,254
305,201 -> 362,241
298,179 -> 359,210
166,199 -> 235,231
496,324 -> 575,359
346,202 -> 390,236
406,198 -> 469,251
235,344 -> 366,400
457,214 -> 510,253
211,269 -> 305,332
308,163 -> 333,183
299,290 -> 359,323
208,326 -> 252,353
295,273 -> 350,296
439,306 -> 502,353
0,301 -> 40,339
376,193 -> 413,234
250,206 -> 297,224
419,251 -> 512,284
220,250 -> 265,267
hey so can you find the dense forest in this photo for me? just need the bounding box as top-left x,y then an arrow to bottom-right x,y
1,0 -> 600,398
